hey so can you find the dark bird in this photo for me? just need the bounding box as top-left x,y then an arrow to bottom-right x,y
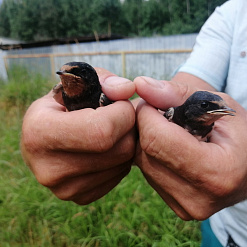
53,61 -> 112,111
164,91 -> 236,139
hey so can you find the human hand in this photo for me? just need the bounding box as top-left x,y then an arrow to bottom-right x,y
21,68 -> 136,205
134,75 -> 247,220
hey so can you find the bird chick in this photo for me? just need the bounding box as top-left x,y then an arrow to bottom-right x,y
53,61 -> 112,111
164,91 -> 236,139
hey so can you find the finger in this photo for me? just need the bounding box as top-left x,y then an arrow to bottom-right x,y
143,174 -> 193,220
50,163 -> 131,201
135,147 -> 193,220
22,96 -> 136,153
134,76 -> 194,110
136,101 -> 224,178
137,100 -> 201,161
136,145 -> 218,220
56,101 -> 136,152
137,151 -> 216,220
96,67 -> 135,100
136,100 -> 246,201
27,130 -> 136,187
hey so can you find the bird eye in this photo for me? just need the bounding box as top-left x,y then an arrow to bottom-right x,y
201,102 -> 209,108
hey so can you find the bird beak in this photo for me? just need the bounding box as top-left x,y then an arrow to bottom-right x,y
207,106 -> 236,116
56,71 -> 71,76
56,71 -> 80,79
56,70 -> 63,75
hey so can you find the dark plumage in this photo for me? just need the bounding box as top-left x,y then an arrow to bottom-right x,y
53,61 -> 112,111
164,91 -> 236,139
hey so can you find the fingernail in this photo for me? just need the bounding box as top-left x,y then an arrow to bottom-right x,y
141,76 -> 165,89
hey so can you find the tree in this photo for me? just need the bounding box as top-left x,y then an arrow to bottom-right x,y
139,0 -> 170,36
15,0 -> 40,41
37,0 -> 60,40
122,0 -> 144,36
91,0 -> 124,36
0,1 -> 10,37
0,0 -> 228,41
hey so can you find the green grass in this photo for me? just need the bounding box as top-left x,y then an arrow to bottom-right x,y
0,68 -> 201,247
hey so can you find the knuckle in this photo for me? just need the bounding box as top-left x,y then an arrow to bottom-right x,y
210,178 -> 239,198
34,166 -> 63,188
203,168 -> 241,198
184,201 -> 215,221
21,123 -> 40,155
140,127 -> 160,157
170,80 -> 192,104
51,188 -> 75,201
178,82 -> 192,102
88,119 -> 115,152
190,208 -> 213,221
36,173 -> 57,188
75,198 -> 93,206
118,132 -> 136,160
50,179 -> 89,202
74,192 -> 98,206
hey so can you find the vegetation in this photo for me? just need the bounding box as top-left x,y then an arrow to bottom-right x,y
0,67 -> 201,246
0,0 -> 227,41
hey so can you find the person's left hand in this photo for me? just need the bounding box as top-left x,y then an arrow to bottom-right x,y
134,75 -> 247,220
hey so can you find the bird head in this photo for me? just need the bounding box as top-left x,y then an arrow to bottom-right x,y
183,91 -> 236,126
56,62 -> 100,97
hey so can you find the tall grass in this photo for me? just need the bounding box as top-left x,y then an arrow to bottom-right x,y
0,65 -> 52,112
0,67 -> 201,246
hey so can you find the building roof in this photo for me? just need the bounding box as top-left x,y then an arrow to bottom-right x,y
0,37 -> 23,45
0,34 -> 124,50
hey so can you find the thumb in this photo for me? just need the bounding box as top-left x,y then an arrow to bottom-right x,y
134,76 -> 195,110
95,67 -> 135,101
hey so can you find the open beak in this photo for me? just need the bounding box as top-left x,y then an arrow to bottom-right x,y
207,107 -> 236,116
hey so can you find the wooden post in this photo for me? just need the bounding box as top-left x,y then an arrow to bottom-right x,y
50,54 -> 56,81
3,56 -> 8,70
3,56 -> 9,81
121,51 -> 126,78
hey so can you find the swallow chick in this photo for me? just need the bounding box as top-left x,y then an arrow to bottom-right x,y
164,91 -> 236,140
53,61 -> 112,111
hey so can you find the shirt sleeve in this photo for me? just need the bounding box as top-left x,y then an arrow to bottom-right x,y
178,0 -> 237,91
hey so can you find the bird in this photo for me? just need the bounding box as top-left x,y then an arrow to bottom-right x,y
164,91 -> 236,139
53,61 -> 112,111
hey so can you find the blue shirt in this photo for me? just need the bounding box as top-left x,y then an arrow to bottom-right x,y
179,0 -> 247,245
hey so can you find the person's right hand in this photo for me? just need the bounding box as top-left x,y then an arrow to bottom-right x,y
21,68 -> 136,205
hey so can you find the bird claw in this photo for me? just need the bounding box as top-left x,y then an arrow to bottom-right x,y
52,83 -> 65,106
164,107 -> 175,121
99,93 -> 112,107
53,83 -> 63,94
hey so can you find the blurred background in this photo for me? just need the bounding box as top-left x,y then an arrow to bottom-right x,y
0,0 -> 226,246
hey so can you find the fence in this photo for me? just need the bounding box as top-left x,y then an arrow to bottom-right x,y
1,34 -> 197,81
3,49 -> 192,81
